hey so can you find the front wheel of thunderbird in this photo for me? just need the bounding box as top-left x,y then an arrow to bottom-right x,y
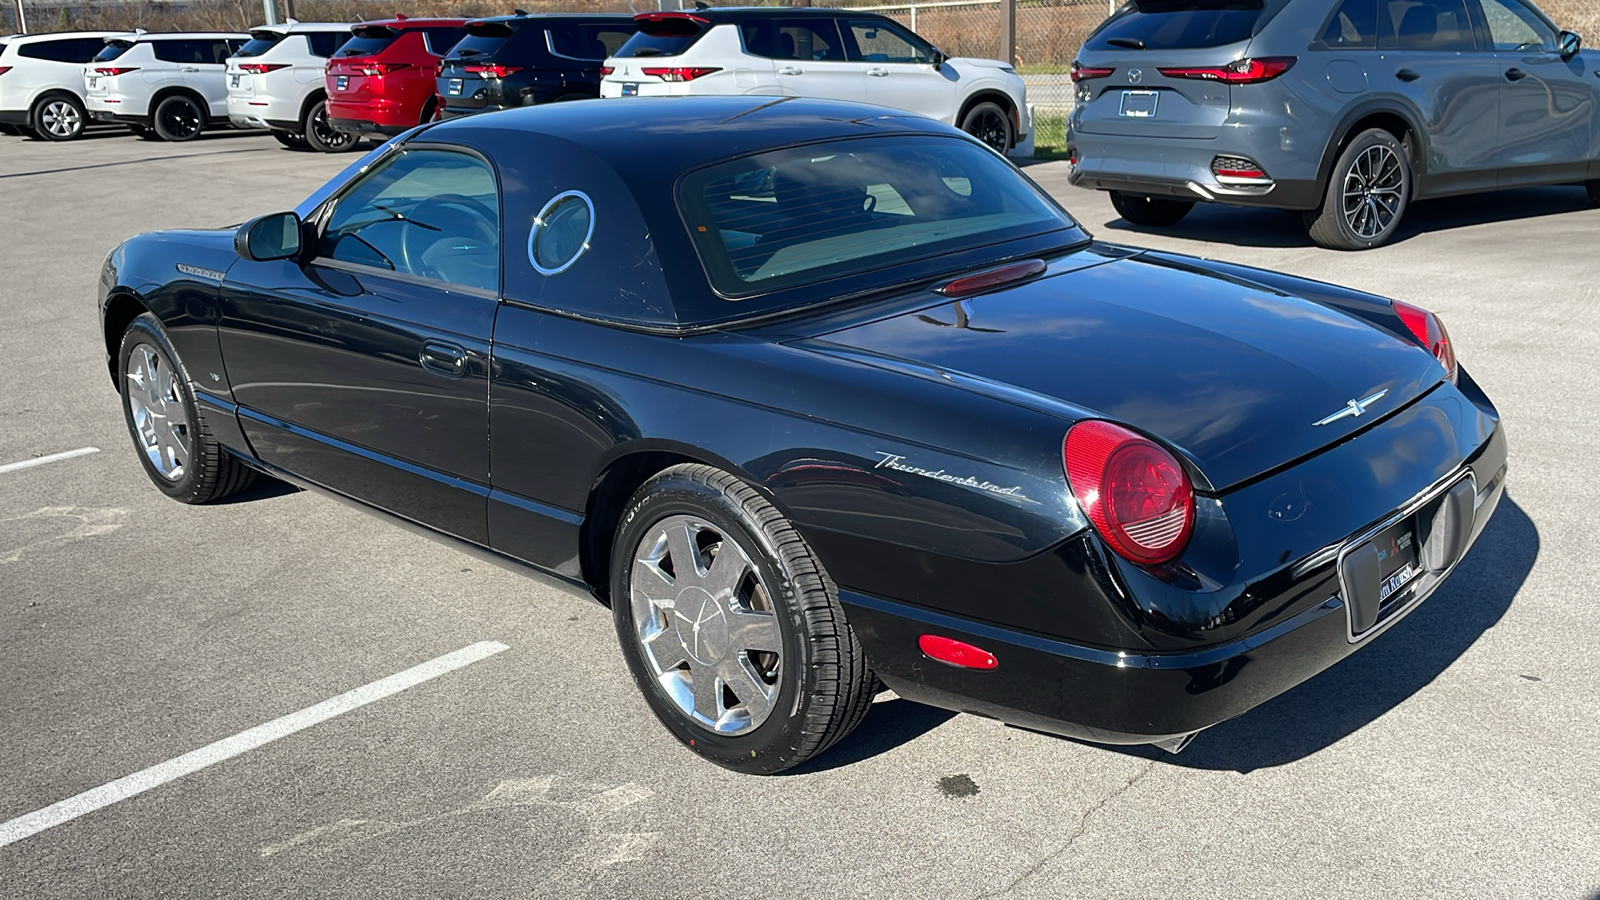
611,464 -> 876,774
118,313 -> 256,504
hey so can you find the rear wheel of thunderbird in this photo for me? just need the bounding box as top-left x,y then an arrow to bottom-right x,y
611,464 -> 876,774
118,313 -> 255,504
1109,190 -> 1194,227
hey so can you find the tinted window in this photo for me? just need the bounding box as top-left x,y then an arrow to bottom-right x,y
742,18 -> 847,61
547,22 -> 635,60
846,19 -> 935,63
319,149 -> 500,293
307,31 -> 347,58
1088,0 -> 1264,50
1478,0 -> 1556,50
153,39 -> 237,64
680,136 -> 1074,297
336,28 -> 398,57
423,27 -> 468,55
612,16 -> 707,58
235,33 -> 285,59
1318,0 -> 1379,47
1381,0 -> 1476,50
93,42 -> 132,62
446,22 -> 516,61
18,37 -> 104,62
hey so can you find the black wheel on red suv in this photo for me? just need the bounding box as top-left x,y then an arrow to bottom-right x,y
303,99 -> 359,153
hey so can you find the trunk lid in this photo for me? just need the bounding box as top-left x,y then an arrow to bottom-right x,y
797,254 -> 1446,492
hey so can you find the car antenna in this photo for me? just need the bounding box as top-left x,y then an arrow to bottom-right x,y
694,1 -> 710,7
513,7 -> 529,14
394,12 -> 408,20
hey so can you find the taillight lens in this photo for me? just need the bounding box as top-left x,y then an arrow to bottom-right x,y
94,67 -> 141,76
1158,56 -> 1296,84
599,66 -> 614,76
464,64 -> 523,78
1064,421 -> 1195,566
1070,62 -> 1114,82
1392,300 -> 1458,384
640,66 -> 721,82
352,62 -> 409,76
238,63 -> 291,74
0,67 -> 11,76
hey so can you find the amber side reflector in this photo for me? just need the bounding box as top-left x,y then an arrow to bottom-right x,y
936,259 -> 1048,299
918,635 -> 999,670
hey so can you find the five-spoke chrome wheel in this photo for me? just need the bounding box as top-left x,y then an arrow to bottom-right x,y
629,514 -> 782,735
1341,144 -> 1404,240
125,340 -> 192,482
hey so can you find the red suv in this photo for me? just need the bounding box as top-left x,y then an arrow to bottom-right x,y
325,16 -> 467,138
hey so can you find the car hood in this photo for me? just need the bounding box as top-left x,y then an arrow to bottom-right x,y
798,253 -> 1445,492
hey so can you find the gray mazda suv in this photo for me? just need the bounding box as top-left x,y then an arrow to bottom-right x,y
1068,0 -> 1600,249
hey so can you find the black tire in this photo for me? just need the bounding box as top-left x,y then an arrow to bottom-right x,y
302,99 -> 360,153
1305,127 -> 1411,250
272,130 -> 309,149
420,97 -> 438,125
33,93 -> 88,141
152,95 -> 205,142
960,100 -> 1014,154
1109,190 -> 1194,227
132,124 -> 159,140
1585,179 -> 1599,207
118,313 -> 255,504
611,464 -> 876,774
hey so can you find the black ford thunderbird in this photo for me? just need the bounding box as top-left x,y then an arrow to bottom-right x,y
99,97 -> 1506,773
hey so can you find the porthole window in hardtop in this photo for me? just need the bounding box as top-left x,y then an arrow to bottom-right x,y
317,148 -> 501,293
528,191 -> 595,275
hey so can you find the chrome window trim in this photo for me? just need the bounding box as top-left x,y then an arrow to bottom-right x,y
527,189 -> 595,276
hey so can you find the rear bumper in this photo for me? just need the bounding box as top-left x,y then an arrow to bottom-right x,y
1068,129 -> 1323,210
227,95 -> 299,131
327,116 -> 410,137
846,423 -> 1507,746
0,108 -> 28,126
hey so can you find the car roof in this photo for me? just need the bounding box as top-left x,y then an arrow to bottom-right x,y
107,31 -> 249,41
356,18 -> 468,28
6,30 -> 121,43
249,21 -> 359,34
466,12 -> 636,23
635,7 -> 890,22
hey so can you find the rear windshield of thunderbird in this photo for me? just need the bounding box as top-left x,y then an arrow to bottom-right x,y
680,136 -> 1074,298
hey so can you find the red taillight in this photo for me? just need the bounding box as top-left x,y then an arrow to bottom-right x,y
94,67 -> 141,76
918,635 -> 999,670
463,64 -> 522,78
1070,62 -> 1114,82
599,66 -> 614,76
937,259 -> 1047,299
0,67 -> 11,76
237,63 -> 291,74
352,62 -> 409,76
640,66 -> 721,82
1158,56 -> 1296,84
1064,421 -> 1195,566
1212,155 -> 1269,181
1392,300 -> 1458,384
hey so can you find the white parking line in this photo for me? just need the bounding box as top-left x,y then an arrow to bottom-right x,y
0,640 -> 510,849
0,447 -> 101,475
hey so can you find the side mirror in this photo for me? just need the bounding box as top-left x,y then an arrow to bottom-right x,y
1558,30 -> 1580,60
235,211 -> 304,261
930,47 -> 946,70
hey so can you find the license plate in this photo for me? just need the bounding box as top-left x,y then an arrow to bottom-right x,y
447,78 -> 463,96
621,82 -> 639,96
230,74 -> 240,87
1119,89 -> 1158,118
336,75 -> 349,91
1373,520 -> 1419,604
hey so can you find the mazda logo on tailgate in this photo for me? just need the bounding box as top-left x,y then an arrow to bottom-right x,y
1127,68 -> 1142,84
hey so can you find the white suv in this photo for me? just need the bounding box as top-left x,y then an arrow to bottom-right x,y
0,31 -> 119,140
600,9 -> 1029,155
84,31 -> 247,141
226,21 -> 357,152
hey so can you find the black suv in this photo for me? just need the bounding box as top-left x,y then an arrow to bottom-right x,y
436,13 -> 636,118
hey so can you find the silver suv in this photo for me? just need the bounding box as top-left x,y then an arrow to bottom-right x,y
1069,0 -> 1600,249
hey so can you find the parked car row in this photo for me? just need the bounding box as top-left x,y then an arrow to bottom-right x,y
2,8 -> 1028,153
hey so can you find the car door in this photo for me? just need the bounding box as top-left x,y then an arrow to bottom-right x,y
1471,0 -> 1594,183
841,17 -> 957,123
167,38 -> 242,117
746,17 -> 864,102
218,145 -> 501,543
1378,0 -> 1503,195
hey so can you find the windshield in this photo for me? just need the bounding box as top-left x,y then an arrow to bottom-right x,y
236,32 -> 285,58
679,136 -> 1078,299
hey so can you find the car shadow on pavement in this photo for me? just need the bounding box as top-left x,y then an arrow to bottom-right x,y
1098,186 -> 1595,249
211,474 -> 302,505
782,698 -> 958,775
1106,492 -> 1539,773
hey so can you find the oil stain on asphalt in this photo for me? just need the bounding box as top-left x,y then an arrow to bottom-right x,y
938,774 -> 980,798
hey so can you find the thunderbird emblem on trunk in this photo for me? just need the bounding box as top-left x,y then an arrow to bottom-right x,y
1314,389 -> 1387,426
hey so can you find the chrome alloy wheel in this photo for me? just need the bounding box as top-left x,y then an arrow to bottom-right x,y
40,99 -> 82,138
629,514 -> 783,735
125,341 -> 191,481
1341,144 -> 1404,239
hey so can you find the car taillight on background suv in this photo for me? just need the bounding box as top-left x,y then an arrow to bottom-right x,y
1064,420 -> 1196,566
1158,57 -> 1296,84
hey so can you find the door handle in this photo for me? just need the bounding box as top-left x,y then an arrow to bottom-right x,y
1504,68 -> 1527,81
1395,68 -> 1420,82
777,66 -> 803,75
866,67 -> 890,77
419,341 -> 467,379
180,67 -> 201,73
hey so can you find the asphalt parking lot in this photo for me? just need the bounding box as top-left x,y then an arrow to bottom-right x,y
1,128 -> 1597,899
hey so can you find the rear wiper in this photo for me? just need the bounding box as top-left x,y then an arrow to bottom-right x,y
1106,38 -> 1146,49
631,48 -> 664,57
453,48 -> 482,57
